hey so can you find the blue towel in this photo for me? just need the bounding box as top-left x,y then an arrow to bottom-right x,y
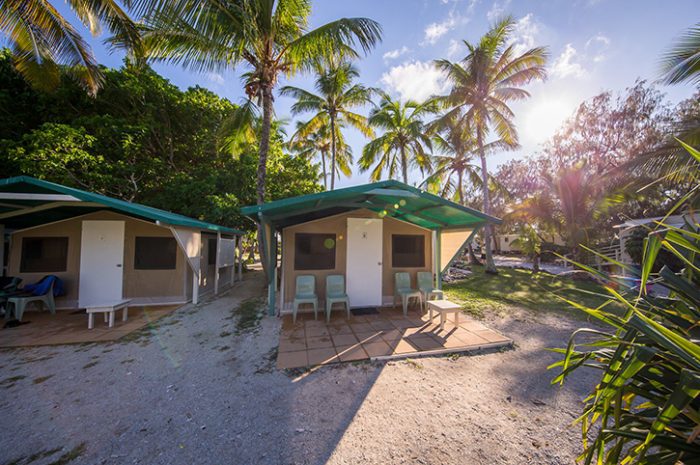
23,275 -> 64,297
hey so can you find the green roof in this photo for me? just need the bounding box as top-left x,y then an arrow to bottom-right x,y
241,180 -> 501,229
0,176 -> 243,234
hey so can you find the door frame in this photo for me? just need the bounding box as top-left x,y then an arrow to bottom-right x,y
79,220 -> 125,307
345,217 -> 383,307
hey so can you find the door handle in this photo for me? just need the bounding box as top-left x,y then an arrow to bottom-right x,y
116,264 -> 122,267
378,262 -> 382,265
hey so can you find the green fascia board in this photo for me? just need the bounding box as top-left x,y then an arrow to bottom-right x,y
0,176 -> 243,235
241,180 -> 502,229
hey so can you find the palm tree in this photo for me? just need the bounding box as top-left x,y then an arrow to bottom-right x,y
0,0 -> 141,95
281,62 -> 373,189
435,16 -> 547,274
136,1 -> 381,203
359,92 -> 436,184
288,118 -> 354,190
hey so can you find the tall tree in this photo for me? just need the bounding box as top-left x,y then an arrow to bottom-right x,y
660,22 -> 700,85
359,92 -> 436,184
435,16 -> 547,274
0,0 -> 141,94
281,62 -> 373,189
134,1 -> 381,203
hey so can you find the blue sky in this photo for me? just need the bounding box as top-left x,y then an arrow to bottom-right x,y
51,0 -> 699,187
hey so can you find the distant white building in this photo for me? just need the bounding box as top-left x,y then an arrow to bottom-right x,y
614,214 -> 691,267
496,232 -> 565,253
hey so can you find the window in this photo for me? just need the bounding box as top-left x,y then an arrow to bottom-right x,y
134,237 -> 177,270
392,234 -> 425,268
294,233 -> 336,270
20,237 -> 69,272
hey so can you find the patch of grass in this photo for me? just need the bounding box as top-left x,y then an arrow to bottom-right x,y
444,265 -> 620,319
255,346 -> 278,374
120,358 -> 135,364
0,375 -> 26,388
82,361 -> 99,370
233,298 -> 265,335
404,358 -> 423,370
219,331 -> 231,338
49,443 -> 86,465
33,375 -> 54,384
5,446 -> 63,465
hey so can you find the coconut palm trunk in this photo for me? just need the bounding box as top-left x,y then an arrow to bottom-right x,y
400,145 -> 409,184
320,149 -> 328,190
330,114 -> 337,190
477,133 -> 498,274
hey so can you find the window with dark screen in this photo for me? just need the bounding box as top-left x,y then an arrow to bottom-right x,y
20,237 -> 68,272
134,237 -> 177,270
392,234 -> 425,268
294,233 -> 336,270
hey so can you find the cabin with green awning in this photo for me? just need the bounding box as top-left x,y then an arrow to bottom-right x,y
240,180 -> 501,316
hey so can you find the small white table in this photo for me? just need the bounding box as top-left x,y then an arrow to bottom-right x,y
427,299 -> 463,330
85,300 -> 132,329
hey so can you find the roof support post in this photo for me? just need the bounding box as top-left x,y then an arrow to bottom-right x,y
267,231 -> 277,316
214,231 -> 221,295
192,272 -> 199,305
0,223 -> 4,277
237,235 -> 243,281
436,228 -> 442,290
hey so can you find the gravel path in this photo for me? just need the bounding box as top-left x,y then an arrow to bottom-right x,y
0,271 -> 599,465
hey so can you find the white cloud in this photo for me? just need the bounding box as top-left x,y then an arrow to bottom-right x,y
486,0 -> 511,22
383,46 -> 410,61
508,13 -> 541,55
380,60 -> 448,101
551,44 -> 587,79
206,72 -> 225,85
447,39 -> 463,59
585,34 -> 611,62
424,16 -> 458,44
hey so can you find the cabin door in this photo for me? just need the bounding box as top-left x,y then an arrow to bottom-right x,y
79,220 -> 125,307
346,218 -> 383,307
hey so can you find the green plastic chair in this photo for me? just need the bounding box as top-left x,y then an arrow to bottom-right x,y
417,271 -> 444,311
325,275 -> 350,323
5,279 -> 56,322
293,275 -> 318,323
394,272 -> 422,316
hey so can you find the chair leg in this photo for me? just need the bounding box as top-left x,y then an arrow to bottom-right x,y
402,295 -> 408,316
88,313 -> 94,329
346,301 -> 350,320
313,302 -> 318,320
16,301 -> 26,322
293,303 -> 298,324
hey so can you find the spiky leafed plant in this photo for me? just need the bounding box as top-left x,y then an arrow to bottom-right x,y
551,142 -> 700,464
133,0 -> 381,204
359,92 -> 437,184
435,16 -> 547,274
0,0 -> 141,95
661,22 -> 700,86
280,61 -> 372,189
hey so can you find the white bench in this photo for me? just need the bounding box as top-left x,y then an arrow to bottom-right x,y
85,300 -> 132,329
427,299 -> 463,330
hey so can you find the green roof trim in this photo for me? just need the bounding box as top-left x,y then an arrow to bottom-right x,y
241,180 -> 501,230
0,176 -> 243,234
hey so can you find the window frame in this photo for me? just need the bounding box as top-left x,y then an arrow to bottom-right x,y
134,236 -> 178,271
391,234 -> 426,268
20,236 -> 69,273
293,233 -> 337,271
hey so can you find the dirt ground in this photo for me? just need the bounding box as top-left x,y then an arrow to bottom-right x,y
0,271 -> 598,465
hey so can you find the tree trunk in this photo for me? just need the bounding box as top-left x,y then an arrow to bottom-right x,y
457,169 -> 464,205
321,149 -> 328,190
532,253 -> 540,273
257,85 -> 274,277
477,132 -> 498,274
467,242 -> 482,265
400,145 -> 408,184
330,115 -> 337,190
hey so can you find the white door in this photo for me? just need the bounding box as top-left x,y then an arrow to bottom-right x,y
346,218 -> 383,307
79,220 -> 125,307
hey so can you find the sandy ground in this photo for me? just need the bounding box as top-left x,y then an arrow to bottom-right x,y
0,271 -> 598,465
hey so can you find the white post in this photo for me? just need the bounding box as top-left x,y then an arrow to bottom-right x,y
237,235 -> 243,280
192,271 -> 199,305
230,235 -> 237,287
214,232 -> 221,295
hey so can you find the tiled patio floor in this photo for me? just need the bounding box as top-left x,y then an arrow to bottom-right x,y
277,306 -> 512,369
0,305 -> 180,347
